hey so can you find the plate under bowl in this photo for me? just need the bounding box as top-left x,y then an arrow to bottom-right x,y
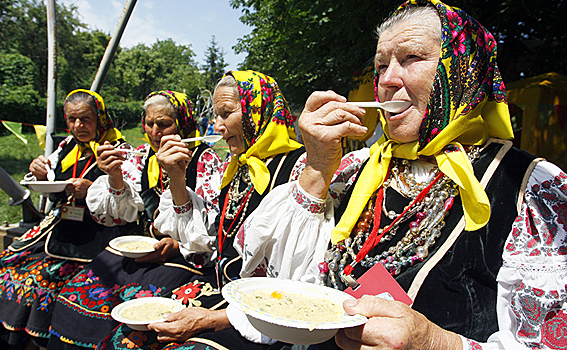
111,297 -> 184,331
222,277 -> 367,345
109,235 -> 159,258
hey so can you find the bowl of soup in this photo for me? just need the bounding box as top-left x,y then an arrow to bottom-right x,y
222,277 -> 367,345
111,297 -> 184,331
109,236 -> 159,258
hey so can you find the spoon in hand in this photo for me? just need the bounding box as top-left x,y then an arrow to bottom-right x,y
180,134 -> 223,144
46,164 -> 56,182
347,101 -> 411,114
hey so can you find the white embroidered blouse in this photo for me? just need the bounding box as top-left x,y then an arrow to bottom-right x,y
235,146 -> 567,349
86,143 -> 224,259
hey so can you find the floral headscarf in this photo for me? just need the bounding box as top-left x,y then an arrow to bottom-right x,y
332,0 -> 514,243
220,70 -> 302,195
60,89 -> 123,173
141,90 -> 199,189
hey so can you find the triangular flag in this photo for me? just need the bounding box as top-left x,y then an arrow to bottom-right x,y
33,125 -> 47,150
2,121 -> 28,145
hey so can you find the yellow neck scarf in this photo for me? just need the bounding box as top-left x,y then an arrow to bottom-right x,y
331,0 -> 514,244
141,90 -> 199,189
220,70 -> 302,195
60,89 -> 123,173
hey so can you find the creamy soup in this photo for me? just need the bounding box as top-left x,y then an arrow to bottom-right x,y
241,289 -> 343,323
121,302 -> 175,322
117,240 -> 154,252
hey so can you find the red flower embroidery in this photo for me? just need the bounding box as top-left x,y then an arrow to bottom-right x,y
542,310 -> 567,348
173,282 -> 202,305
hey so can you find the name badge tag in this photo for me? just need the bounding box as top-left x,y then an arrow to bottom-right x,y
61,204 -> 85,222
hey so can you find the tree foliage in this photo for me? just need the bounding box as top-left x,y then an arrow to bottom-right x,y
231,0 -> 567,106
201,36 -> 229,92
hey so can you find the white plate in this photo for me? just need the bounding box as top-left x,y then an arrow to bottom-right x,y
111,297 -> 184,331
20,180 -> 70,193
109,235 -> 159,258
222,277 -> 367,345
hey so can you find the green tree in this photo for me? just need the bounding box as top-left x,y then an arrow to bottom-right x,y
0,0 -> 85,97
112,39 -> 202,102
201,35 -> 229,91
0,51 -> 43,125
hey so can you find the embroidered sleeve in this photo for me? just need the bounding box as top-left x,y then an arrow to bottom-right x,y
152,148 -> 223,258
85,143 -> 145,226
464,161 -> 567,350
116,143 -> 147,193
194,148 -> 223,216
328,148 -> 370,209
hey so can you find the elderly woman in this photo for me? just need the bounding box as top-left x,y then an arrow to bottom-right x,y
0,89 -> 133,349
97,70 -> 306,350
238,1 -> 567,349
46,90 -> 224,350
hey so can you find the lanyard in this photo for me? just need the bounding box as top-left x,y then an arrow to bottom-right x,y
217,185 -> 254,261
72,149 -> 94,179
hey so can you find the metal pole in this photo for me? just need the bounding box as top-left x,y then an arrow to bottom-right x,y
45,0 -> 57,156
0,166 -> 43,223
90,0 -> 137,93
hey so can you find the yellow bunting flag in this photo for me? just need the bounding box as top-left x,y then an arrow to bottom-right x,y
1,121 -> 28,145
33,125 -> 47,150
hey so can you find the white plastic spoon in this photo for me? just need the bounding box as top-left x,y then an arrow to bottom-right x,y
180,134 -> 223,143
121,149 -> 148,157
46,164 -> 55,182
347,101 -> 411,113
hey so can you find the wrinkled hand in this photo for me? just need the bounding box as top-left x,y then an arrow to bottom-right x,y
335,296 -> 462,350
298,91 -> 366,198
147,307 -> 228,343
97,141 -> 124,189
134,237 -> 180,263
29,155 -> 51,180
65,178 -> 93,199
156,135 -> 192,183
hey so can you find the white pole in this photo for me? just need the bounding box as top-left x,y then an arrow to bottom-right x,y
44,0 -> 57,156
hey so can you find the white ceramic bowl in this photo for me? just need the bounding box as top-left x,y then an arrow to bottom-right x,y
109,235 -> 159,258
111,297 -> 184,331
20,180 -> 70,193
222,277 -> 367,345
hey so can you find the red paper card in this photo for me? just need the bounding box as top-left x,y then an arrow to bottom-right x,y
343,263 -> 413,306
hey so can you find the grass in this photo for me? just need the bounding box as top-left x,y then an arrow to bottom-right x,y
0,124 -> 228,225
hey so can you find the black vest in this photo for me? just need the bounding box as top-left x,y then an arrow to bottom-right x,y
334,142 -> 537,341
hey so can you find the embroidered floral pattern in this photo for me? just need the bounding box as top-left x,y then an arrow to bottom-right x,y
292,183 -> 325,214
506,172 -> 567,257
173,201 -> 193,215
195,148 -> 223,215
465,338 -> 483,350
97,279 -> 220,350
171,280 -> 217,308
108,186 -> 126,196
56,269 -> 165,320
0,246 -> 84,335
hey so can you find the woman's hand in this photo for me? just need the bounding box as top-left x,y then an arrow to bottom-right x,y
298,91 -> 367,199
156,134 -> 192,205
65,178 -> 93,199
335,296 -> 462,350
29,155 -> 51,180
134,237 -> 180,263
147,308 -> 230,343
96,141 -> 124,189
